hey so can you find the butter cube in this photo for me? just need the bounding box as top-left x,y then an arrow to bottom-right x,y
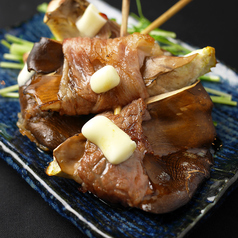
82,116 -> 136,164
76,4 -> 107,38
90,65 -> 120,93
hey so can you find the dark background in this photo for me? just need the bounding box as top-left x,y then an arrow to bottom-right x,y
0,0 -> 237,237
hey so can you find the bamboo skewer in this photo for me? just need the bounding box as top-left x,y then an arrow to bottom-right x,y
114,0 -> 131,115
114,106 -> 122,115
141,0 -> 192,35
120,0 -> 130,37
145,81 -> 199,105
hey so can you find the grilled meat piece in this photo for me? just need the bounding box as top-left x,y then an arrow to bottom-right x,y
53,98 -> 152,206
36,33 -> 162,115
50,83 -> 215,213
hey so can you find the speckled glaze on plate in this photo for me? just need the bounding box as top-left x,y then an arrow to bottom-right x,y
0,2 -> 238,238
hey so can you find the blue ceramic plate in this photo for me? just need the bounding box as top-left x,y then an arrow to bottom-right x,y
0,1 -> 238,238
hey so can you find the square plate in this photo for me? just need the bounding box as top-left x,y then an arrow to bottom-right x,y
0,1 -> 238,237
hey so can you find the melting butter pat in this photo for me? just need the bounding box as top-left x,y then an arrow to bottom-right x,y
17,63 -> 35,86
90,65 -> 120,93
82,116 -> 136,164
76,4 -> 107,38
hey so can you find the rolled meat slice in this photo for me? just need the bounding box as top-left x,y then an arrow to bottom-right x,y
31,33 -> 162,115
47,81 -> 216,213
